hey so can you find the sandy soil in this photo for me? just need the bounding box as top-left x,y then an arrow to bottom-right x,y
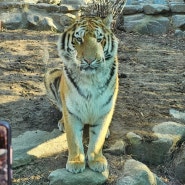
0,29 -> 185,184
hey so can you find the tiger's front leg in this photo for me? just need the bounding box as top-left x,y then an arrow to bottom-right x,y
63,109 -> 85,173
87,112 -> 113,172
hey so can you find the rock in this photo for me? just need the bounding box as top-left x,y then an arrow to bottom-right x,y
27,13 -> 42,28
26,12 -> 58,31
174,29 -> 185,38
172,15 -> 185,30
38,0 -> 61,5
63,0 -> 86,5
153,0 -> 168,5
126,131 -> 174,165
40,17 -> 58,31
104,140 -> 126,155
143,4 -> 169,14
126,132 -> 142,145
13,129 -> 67,168
22,0 -> 39,3
123,5 -> 143,15
0,12 -> 22,30
30,3 -> 60,12
170,109 -> 185,121
152,121 -> 185,137
126,121 -> 185,165
116,159 -> 166,185
48,168 -> 109,185
172,143 -> 185,183
121,14 -> 170,35
170,3 -> 185,13
50,13 -> 74,31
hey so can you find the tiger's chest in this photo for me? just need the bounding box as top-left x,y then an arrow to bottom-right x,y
63,69 -> 117,125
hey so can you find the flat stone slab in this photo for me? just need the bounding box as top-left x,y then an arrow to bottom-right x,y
48,168 -> 109,185
13,129 -> 67,168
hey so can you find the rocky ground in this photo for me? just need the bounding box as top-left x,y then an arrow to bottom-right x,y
0,29 -> 185,184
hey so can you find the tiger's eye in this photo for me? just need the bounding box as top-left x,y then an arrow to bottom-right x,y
76,37 -> 82,43
97,38 -> 102,42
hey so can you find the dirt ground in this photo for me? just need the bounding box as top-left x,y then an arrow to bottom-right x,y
0,29 -> 185,185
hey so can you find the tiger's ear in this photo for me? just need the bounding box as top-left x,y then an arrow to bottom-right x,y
102,14 -> 113,29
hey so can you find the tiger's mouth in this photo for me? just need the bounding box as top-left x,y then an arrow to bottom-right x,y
79,58 -> 102,72
80,63 -> 98,71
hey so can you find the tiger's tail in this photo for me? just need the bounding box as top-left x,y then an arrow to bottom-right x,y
44,69 -> 63,112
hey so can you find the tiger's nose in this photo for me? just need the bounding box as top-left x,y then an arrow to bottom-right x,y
83,58 -> 96,64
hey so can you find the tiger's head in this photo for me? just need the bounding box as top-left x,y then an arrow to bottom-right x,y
58,14 -> 118,74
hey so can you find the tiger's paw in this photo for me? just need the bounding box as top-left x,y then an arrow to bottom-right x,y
66,160 -> 85,174
88,155 -> 108,173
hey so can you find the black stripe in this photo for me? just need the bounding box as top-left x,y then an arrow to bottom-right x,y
64,66 -> 86,98
90,130 -> 96,135
61,32 -> 67,50
49,68 -> 61,75
102,94 -> 113,108
67,106 -> 82,122
105,62 -> 116,87
105,54 -> 112,60
90,124 -> 99,127
108,35 -> 111,52
67,33 -> 70,49
54,76 -> 61,90
111,36 -> 115,53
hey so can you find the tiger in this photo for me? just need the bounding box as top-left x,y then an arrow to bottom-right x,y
44,14 -> 119,174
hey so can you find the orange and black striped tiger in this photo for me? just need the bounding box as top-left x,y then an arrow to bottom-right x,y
44,14 -> 119,173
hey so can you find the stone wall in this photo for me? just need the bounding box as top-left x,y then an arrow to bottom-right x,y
0,0 -> 185,35
118,0 -> 185,37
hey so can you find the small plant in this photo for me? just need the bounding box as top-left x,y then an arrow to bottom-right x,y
81,0 -> 126,19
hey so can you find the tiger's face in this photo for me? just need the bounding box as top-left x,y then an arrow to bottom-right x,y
58,14 -> 118,74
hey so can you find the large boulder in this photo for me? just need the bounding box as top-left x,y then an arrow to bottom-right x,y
126,122 -> 185,165
116,159 -> 166,185
126,131 -> 173,165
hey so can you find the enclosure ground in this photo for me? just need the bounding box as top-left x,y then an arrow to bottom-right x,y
0,30 -> 185,184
